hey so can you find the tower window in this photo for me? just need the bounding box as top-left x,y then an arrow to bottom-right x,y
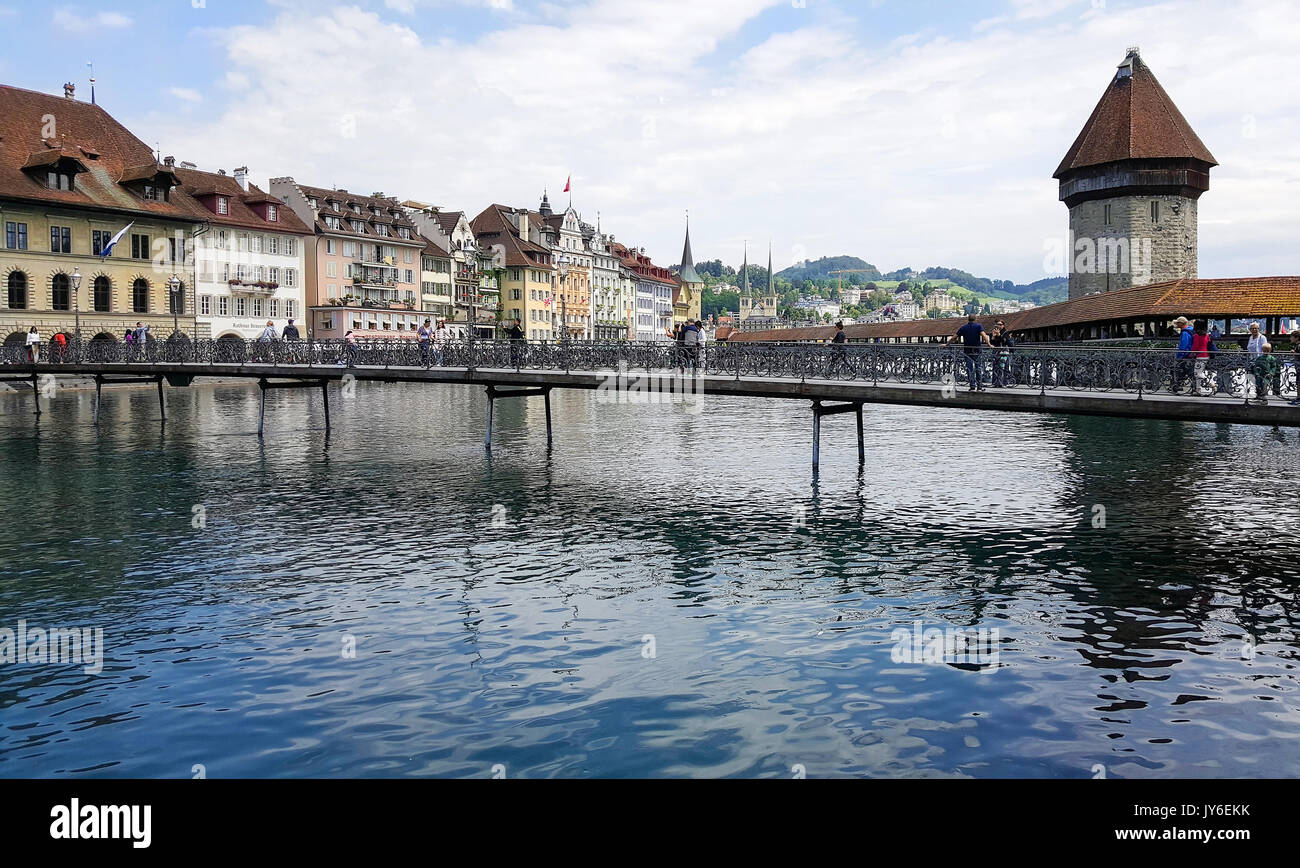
1103,204 -> 1112,226
1151,201 -> 1161,224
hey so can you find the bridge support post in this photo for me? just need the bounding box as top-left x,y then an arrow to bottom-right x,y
484,384 -> 553,452
811,399 -> 865,469
156,375 -> 166,422
31,372 -> 40,418
93,374 -> 102,425
256,377 -> 329,438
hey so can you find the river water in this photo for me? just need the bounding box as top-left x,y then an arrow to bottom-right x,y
0,380 -> 1297,778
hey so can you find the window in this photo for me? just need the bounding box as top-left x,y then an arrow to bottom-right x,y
131,233 -> 150,260
7,271 -> 27,309
50,226 -> 72,254
235,297 -> 246,317
286,238 -> 296,256
326,262 -> 337,278
325,217 -> 341,231
511,288 -> 521,300
327,284 -> 338,299
236,264 -> 246,281
132,278 -> 149,313
1103,203 -> 1112,226
218,296 -> 229,316
93,275 -> 111,312
217,196 -> 229,215
403,249 -> 412,263
255,266 -> 264,281
398,227 -> 410,239
5,222 -> 27,250
284,269 -> 295,287
325,238 -> 336,254
92,229 -> 109,256
268,236 -> 279,255
269,267 -> 280,284
47,170 -> 73,190
1151,201 -> 1161,223
52,273 -> 70,310
252,298 -> 262,317
320,314 -> 333,330
343,241 -> 356,258
269,299 -> 279,318
200,295 -> 211,316
351,220 -> 365,233
267,205 -> 278,222
217,230 -> 227,250
286,301 -> 294,318
251,235 -> 262,253
375,223 -> 389,237
141,184 -> 165,201
404,270 -> 414,284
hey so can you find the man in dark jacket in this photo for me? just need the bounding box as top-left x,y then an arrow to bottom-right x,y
989,320 -> 1014,387
504,318 -> 525,367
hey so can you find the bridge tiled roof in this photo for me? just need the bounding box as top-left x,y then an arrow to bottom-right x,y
729,277 -> 1300,342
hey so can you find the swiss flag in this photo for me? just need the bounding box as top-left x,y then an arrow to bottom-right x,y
563,175 -> 571,193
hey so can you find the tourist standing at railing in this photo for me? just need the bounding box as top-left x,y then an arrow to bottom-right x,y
1290,332 -> 1300,406
343,330 -> 359,367
947,314 -> 991,392
682,319 -> 700,372
282,318 -> 301,364
989,320 -> 1014,387
24,326 -> 39,363
504,318 -> 525,367
51,331 -> 66,363
1173,317 -> 1194,393
1250,343 -> 1280,406
1190,319 -> 1217,395
417,318 -> 433,367
1244,322 -> 1280,397
133,322 -> 149,361
433,319 -> 449,366
256,320 -> 277,364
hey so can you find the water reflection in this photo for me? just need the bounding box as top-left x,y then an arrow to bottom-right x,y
0,381 -> 1297,778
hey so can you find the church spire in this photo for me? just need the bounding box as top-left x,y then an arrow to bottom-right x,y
740,241 -> 749,296
678,212 -> 701,284
767,242 -> 773,297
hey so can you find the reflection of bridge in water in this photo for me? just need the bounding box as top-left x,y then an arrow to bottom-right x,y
4,339 -> 1298,466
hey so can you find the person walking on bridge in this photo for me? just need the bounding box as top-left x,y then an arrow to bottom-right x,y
433,318 -> 449,367
504,318 -> 525,367
948,314 -> 991,392
1173,316 -> 1195,393
24,326 -> 39,363
417,318 -> 433,367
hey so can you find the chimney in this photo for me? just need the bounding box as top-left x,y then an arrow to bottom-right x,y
218,169 -> 226,176
163,156 -> 176,167
372,191 -> 384,199
63,82 -> 76,99
233,166 -> 249,191
519,212 -> 529,240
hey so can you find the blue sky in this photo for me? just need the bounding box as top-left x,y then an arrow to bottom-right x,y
3,0 -> 1298,283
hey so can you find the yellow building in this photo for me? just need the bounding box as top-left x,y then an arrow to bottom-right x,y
472,204 -> 556,341
0,83 -> 204,346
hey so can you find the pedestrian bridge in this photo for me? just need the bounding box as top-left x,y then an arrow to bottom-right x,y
4,338 -> 1296,466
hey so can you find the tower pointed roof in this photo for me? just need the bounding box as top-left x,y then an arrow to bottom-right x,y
539,190 -> 553,217
766,243 -> 773,296
679,215 -> 702,284
1054,48 -> 1217,179
740,242 -> 749,295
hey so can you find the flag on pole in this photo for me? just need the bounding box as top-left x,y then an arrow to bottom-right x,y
100,221 -> 134,259
563,176 -> 571,193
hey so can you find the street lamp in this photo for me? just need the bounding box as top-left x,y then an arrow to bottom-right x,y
168,273 -> 182,341
70,268 -> 82,354
556,255 -> 570,344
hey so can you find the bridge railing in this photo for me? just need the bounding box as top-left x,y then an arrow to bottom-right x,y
4,337 -> 1295,400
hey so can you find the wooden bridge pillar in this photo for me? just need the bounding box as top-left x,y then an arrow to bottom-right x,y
257,378 -> 331,438
485,385 -> 553,452
811,400 -> 865,469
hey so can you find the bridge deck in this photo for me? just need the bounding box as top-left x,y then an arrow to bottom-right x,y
10,361 -> 1299,427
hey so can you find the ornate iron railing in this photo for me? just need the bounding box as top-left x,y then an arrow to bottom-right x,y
4,338 -> 1296,400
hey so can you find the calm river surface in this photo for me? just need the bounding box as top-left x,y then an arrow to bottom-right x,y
0,381 -> 1297,778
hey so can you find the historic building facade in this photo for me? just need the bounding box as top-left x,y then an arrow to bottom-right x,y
0,84 -> 205,346
177,165 -> 311,340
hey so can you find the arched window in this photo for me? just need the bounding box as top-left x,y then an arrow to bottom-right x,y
169,281 -> 184,315
52,273 -> 70,311
6,271 -> 27,309
93,275 -> 111,312
132,278 -> 149,313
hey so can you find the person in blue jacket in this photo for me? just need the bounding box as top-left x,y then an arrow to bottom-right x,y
1173,316 -> 1194,393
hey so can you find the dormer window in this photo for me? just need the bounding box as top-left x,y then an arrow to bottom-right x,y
398,227 -> 410,239
350,219 -> 364,233
267,204 -> 278,222
331,202 -> 340,212
47,170 -> 74,191
217,196 -> 229,215
309,197 -> 318,208
142,184 -> 169,202
376,224 -> 390,237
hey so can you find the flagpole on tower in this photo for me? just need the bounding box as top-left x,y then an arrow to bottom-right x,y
87,61 -> 95,105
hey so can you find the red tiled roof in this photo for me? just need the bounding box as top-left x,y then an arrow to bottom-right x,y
470,204 -> 554,270
1055,52 -> 1216,178
173,167 -> 312,235
295,182 -> 422,241
0,84 -> 209,221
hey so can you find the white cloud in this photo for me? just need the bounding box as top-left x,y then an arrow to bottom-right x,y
167,87 -> 203,103
146,0 -> 1300,283
53,8 -> 132,32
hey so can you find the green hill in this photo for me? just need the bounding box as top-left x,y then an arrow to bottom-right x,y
776,256 -> 881,282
